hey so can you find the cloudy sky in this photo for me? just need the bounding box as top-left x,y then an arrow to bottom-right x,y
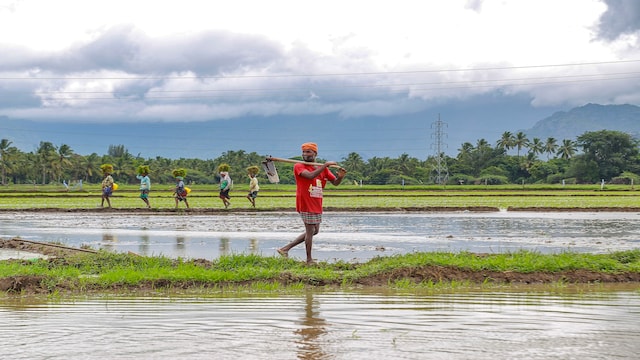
1,0 -> 640,159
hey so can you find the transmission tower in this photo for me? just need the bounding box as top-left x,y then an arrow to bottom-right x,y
430,114 -> 449,185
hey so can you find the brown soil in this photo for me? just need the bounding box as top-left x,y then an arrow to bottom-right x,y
2,238 -> 639,295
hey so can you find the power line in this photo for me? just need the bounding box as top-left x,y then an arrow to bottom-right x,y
34,73 -> 640,101
2,59 -> 639,81
33,70 -> 640,95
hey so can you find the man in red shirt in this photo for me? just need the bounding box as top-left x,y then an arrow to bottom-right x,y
278,142 -> 347,264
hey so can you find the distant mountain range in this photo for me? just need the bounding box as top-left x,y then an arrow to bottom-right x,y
2,102 -> 639,160
524,103 -> 640,141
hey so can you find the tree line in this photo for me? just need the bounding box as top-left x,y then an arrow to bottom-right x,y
1,129 -> 639,186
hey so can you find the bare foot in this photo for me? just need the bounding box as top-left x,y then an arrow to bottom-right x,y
277,249 -> 288,258
305,260 -> 317,266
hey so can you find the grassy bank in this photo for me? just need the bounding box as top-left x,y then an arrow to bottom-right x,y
2,250 -> 640,297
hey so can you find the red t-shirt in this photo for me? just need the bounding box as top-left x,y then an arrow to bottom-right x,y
294,163 -> 337,214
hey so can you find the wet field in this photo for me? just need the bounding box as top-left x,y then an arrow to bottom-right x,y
1,211 -> 640,262
1,287 -> 639,359
2,211 -> 640,359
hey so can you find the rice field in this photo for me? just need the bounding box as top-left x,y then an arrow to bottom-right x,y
1,183 -> 640,210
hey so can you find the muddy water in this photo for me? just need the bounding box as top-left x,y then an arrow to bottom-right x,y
2,212 -> 640,359
1,211 -> 640,262
1,287 -> 639,359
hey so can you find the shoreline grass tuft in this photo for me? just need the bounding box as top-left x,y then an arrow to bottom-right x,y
2,250 -> 639,297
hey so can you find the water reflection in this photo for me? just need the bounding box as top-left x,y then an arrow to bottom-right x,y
295,292 -> 328,359
139,235 -> 150,255
175,236 -> 186,258
219,237 -> 230,256
101,233 -> 117,251
0,287 -> 639,359
2,212 -> 640,262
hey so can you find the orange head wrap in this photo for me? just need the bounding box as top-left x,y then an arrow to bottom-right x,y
301,142 -> 318,153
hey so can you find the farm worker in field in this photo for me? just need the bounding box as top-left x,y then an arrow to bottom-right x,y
246,166 -> 260,208
277,142 -> 346,265
218,163 -> 232,209
100,164 -> 114,208
173,176 -> 189,209
172,168 -> 189,209
136,166 -> 151,208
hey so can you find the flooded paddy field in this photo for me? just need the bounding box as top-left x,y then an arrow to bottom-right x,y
1,211 -> 640,262
1,287 -> 639,359
2,210 -> 640,359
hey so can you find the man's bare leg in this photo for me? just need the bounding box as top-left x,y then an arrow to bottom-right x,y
278,223 -> 319,262
304,224 -> 319,264
278,233 -> 304,258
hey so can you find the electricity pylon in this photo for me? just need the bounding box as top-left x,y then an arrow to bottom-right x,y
431,114 -> 449,185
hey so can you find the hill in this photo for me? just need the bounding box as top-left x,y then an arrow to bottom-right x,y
3,102 -> 640,160
524,103 -> 640,141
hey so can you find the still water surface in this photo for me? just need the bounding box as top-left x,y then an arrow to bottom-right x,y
2,211 -> 640,359
1,288 -> 639,359
1,211 -> 640,262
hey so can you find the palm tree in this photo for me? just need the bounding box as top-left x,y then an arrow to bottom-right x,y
544,137 -> 558,160
52,144 -> 74,182
513,132 -> 529,158
83,153 -> 101,182
496,131 -> 515,154
557,139 -> 577,160
36,141 -> 56,184
366,157 -> 391,172
394,153 -> 417,175
473,139 -> 492,176
457,142 -> 474,159
342,152 -> 365,174
0,138 -> 14,186
456,142 -> 475,172
476,139 -> 490,151
528,138 -> 544,159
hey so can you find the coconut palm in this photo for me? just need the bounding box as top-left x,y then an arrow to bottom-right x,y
342,152 -> 365,173
83,153 -> 101,182
544,137 -> 558,160
557,139 -> 577,160
528,138 -> 544,159
496,131 -> 515,154
0,138 -> 14,186
36,141 -> 57,184
513,132 -> 529,158
51,144 -> 74,182
394,153 -> 418,175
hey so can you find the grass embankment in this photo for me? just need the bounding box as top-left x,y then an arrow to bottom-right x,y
2,250 -> 640,296
2,183 -> 640,210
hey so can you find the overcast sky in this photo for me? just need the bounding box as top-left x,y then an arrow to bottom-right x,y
0,0 -> 638,127
0,0 -> 640,164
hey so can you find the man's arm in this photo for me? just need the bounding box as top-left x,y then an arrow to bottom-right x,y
298,161 -> 337,180
330,167 -> 347,186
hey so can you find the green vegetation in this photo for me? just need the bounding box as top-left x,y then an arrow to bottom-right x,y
2,130 -> 640,188
1,182 -> 640,209
2,250 -> 639,296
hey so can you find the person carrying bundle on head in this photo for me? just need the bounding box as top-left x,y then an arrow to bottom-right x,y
246,165 -> 260,208
100,164 -> 115,208
172,168 -> 189,209
136,165 -> 151,209
218,163 -> 232,209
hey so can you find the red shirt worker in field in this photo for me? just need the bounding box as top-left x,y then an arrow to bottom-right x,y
277,142 -> 347,264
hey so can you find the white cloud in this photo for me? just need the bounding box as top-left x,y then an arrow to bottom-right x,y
0,0 -> 638,125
